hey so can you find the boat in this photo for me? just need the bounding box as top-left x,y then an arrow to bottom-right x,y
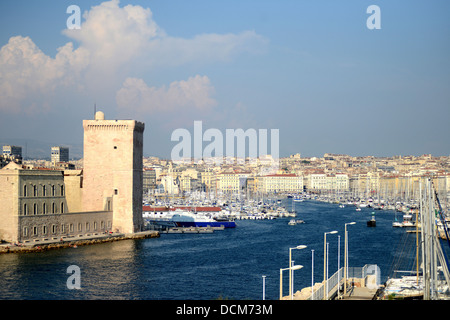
288,219 -> 304,225
367,214 -> 376,227
401,214 -> 415,227
356,207 -> 361,212
171,211 -> 236,228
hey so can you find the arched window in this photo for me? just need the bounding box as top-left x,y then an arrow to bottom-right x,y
52,202 -> 56,214
43,203 -> 47,214
23,185 -> 27,197
23,203 -> 28,215
33,203 -> 38,215
61,202 -> 64,214
60,185 -> 64,196
52,185 -> 56,196
33,185 -> 37,197
43,185 -> 47,196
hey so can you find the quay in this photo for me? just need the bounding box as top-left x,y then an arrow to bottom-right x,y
0,230 -> 160,254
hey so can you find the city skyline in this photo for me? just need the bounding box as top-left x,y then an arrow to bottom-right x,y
1,0 -> 449,159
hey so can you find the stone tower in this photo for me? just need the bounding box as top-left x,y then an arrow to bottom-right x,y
82,111 -> 144,233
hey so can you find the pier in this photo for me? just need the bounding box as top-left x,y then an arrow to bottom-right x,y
281,265 -> 380,300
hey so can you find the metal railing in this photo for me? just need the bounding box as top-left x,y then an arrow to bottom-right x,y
307,265 -> 376,300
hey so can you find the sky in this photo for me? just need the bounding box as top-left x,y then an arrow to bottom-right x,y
0,0 -> 449,159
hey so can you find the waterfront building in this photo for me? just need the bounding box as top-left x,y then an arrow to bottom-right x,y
257,173 -> 303,194
0,162 -> 112,243
82,111 -> 145,234
0,111 -> 145,243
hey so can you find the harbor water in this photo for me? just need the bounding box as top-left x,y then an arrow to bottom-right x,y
0,199 -> 443,300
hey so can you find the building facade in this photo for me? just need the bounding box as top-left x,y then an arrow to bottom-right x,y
82,111 -> 145,234
51,146 -> 69,163
0,111 -> 145,243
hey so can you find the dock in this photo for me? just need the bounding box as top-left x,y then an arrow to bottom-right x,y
0,230 -> 160,254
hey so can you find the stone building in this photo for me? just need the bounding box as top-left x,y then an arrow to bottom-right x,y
82,111 -> 145,234
0,111 -> 145,243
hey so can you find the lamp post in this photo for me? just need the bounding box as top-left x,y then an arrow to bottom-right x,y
262,275 -> 266,300
344,222 -> 356,297
311,249 -> 314,300
289,245 -> 307,300
279,265 -> 303,300
323,230 -> 338,300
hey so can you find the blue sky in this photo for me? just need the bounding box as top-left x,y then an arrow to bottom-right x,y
0,0 -> 449,159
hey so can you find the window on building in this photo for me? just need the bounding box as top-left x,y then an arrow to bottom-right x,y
23,203 -> 28,216
52,225 -> 57,234
43,203 -> 47,214
43,185 -> 47,196
33,185 -> 37,197
60,185 -> 64,196
43,225 -> 47,235
86,222 -> 90,231
52,202 -> 56,214
61,202 -> 64,214
33,203 -> 38,215
23,227 -> 28,237
61,224 -> 65,233
94,222 -> 97,230
52,185 -> 55,196
33,226 -> 38,236
70,224 -> 74,232
23,185 -> 27,197
78,223 -> 82,232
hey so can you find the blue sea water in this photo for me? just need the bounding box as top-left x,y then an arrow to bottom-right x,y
0,200 -> 444,300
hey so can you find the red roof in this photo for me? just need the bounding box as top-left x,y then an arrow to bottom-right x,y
143,206 -> 222,212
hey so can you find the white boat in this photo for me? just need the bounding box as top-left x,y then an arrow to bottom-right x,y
356,207 -> 361,212
402,214 -> 415,227
392,221 -> 403,227
288,219 -> 304,225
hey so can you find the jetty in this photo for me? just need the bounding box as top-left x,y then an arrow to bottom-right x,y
0,230 -> 160,254
281,265 -> 380,300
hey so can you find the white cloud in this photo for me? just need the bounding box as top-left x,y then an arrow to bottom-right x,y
0,36 -> 89,114
116,75 -> 217,114
0,0 -> 268,115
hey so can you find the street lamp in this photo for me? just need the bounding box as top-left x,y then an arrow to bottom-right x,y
289,245 -> 307,300
323,231 -> 338,300
344,222 -> 356,297
279,265 -> 303,300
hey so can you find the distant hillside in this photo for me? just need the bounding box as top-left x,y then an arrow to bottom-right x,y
0,139 -> 83,160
